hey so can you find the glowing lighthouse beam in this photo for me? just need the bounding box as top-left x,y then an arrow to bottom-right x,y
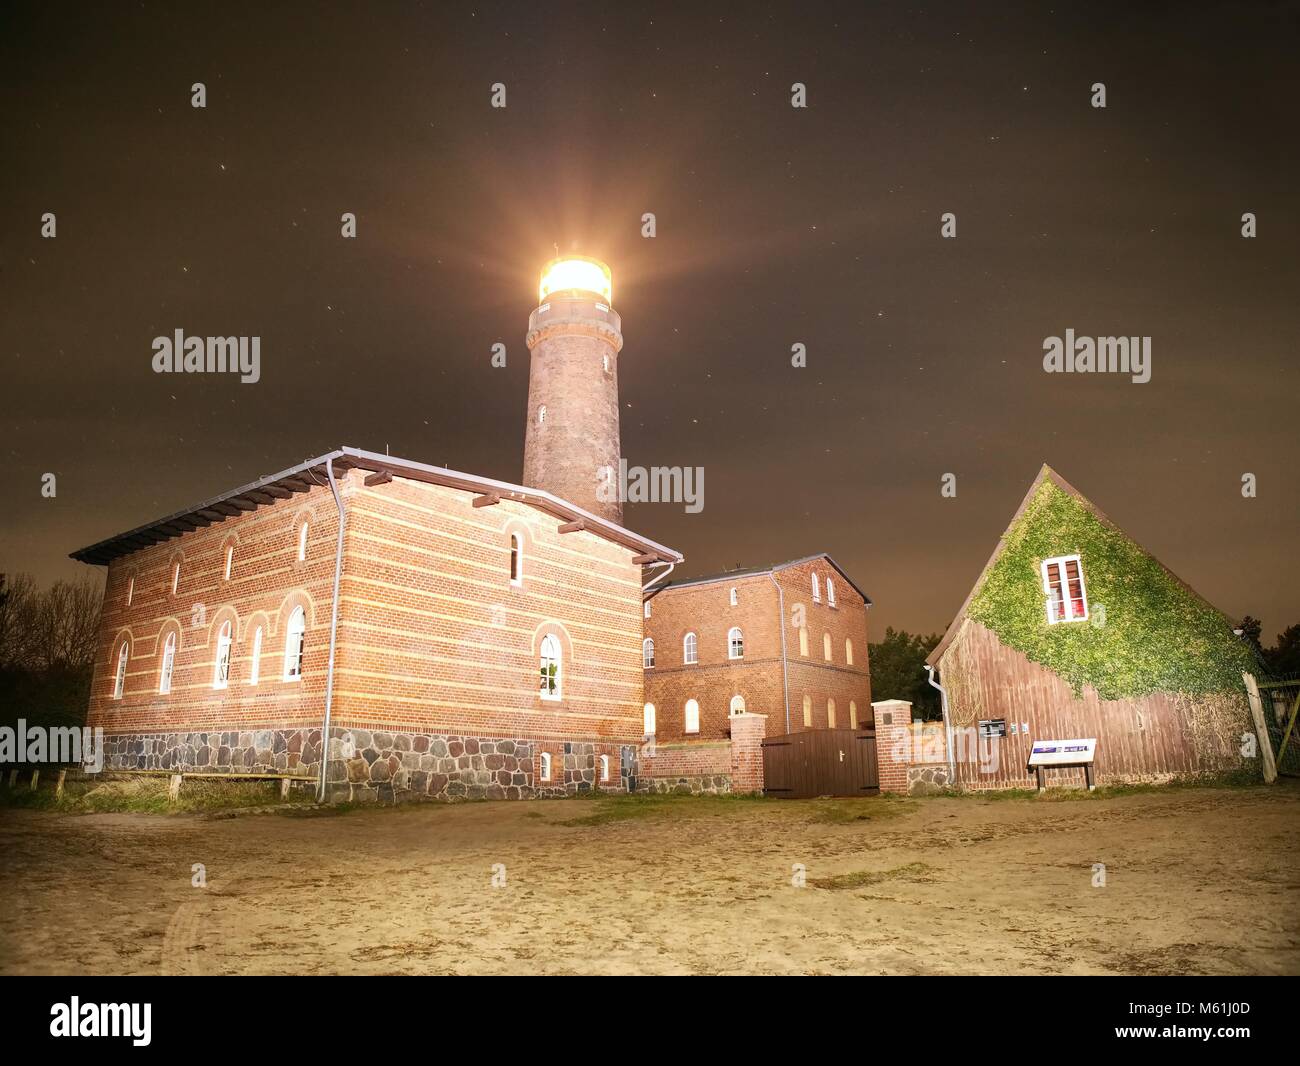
538,256 -> 613,305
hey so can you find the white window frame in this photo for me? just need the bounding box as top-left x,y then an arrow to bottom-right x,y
729,587 -> 738,606
249,626 -> 263,686
683,631 -> 698,665
684,698 -> 700,735
1041,553 -> 1089,624
297,521 -> 310,562
642,637 -> 655,669
223,545 -> 234,581
538,404 -> 547,425
643,702 -> 656,735
125,576 -> 134,606
644,600 -> 652,619
728,627 -> 744,660
509,532 -> 523,586
729,694 -> 746,716
159,632 -> 177,694
827,577 -> 836,607
811,573 -> 820,603
283,606 -> 306,681
599,754 -> 611,782
539,633 -> 562,701
213,620 -> 233,689
112,641 -> 128,699
539,751 -> 552,781
171,561 -> 180,595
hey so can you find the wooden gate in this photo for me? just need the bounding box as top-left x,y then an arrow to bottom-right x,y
761,729 -> 878,798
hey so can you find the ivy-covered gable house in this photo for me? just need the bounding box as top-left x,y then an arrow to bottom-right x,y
926,465 -> 1257,790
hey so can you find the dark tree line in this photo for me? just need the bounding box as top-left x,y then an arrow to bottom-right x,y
0,572 -> 104,729
1236,616 -> 1300,679
867,627 -> 943,720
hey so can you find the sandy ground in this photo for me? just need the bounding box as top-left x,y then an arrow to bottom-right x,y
1,784 -> 1297,975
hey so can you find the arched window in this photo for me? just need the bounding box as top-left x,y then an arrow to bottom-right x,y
159,632 -> 177,694
643,600 -> 652,619
802,694 -> 812,728
112,640 -> 129,699
811,573 -> 820,603
827,698 -> 837,728
845,638 -> 854,665
728,627 -> 744,659
283,606 -> 306,681
684,699 -> 700,734
213,620 -> 233,689
729,587 -> 738,606
539,633 -> 561,700
729,694 -> 746,716
602,353 -> 610,374
509,532 -> 522,585
823,632 -> 832,661
249,625 -> 263,686
538,404 -> 547,425
827,578 -> 836,607
171,561 -> 181,595
642,637 -> 655,669
297,521 -> 309,562
223,545 -> 234,580
849,700 -> 858,729
643,702 -> 656,735
683,631 -> 698,665
599,754 -> 611,782
539,751 -> 552,782
799,626 -> 809,657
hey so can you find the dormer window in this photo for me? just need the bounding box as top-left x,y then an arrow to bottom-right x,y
1042,554 -> 1088,624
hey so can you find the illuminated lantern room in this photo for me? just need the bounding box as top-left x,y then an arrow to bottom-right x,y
538,255 -> 613,305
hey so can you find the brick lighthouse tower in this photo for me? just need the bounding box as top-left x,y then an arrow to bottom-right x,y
523,255 -> 624,525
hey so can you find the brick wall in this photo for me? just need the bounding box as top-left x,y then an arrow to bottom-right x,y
872,699 -> 952,795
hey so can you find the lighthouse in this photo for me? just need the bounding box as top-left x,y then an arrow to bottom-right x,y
522,256 -> 624,525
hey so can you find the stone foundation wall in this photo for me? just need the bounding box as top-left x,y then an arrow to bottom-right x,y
639,774 -> 731,795
102,728 -> 321,778
907,763 -> 953,795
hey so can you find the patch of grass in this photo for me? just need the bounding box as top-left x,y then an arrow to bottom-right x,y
804,796 -> 918,824
0,774 -> 299,815
809,862 -> 936,890
928,771 -> 1266,803
555,791 -> 771,827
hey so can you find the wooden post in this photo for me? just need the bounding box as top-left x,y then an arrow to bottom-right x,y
29,769 -> 40,791
1085,764 -> 1095,791
168,774 -> 183,803
280,778 -> 291,800
55,769 -> 67,798
1244,672 -> 1278,784
1035,766 -> 1045,792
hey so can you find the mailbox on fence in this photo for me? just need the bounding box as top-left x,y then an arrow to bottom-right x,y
1026,738 -> 1097,791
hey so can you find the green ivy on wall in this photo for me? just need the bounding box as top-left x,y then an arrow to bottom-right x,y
966,478 -> 1255,700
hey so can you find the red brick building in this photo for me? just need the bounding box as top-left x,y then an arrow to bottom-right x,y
641,555 -> 872,744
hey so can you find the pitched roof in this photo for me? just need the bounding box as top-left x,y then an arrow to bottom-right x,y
647,552 -> 871,605
926,463 -> 1229,666
69,446 -> 683,567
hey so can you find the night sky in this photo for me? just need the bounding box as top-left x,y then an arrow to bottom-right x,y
2,1 -> 1297,639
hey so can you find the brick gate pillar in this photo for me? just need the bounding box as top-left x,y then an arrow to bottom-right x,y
729,713 -> 768,794
871,699 -> 914,795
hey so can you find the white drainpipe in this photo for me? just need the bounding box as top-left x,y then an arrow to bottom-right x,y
925,664 -> 957,784
317,458 -> 347,803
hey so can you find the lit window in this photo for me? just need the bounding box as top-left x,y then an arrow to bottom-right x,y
538,405 -> 547,425
729,587 -> 738,606
728,627 -> 744,660
224,545 -> 234,580
159,632 -> 177,694
812,573 -> 820,603
683,631 -> 698,665
112,641 -> 129,699
213,620 -> 233,689
684,698 -> 700,734
799,627 -> 809,656
297,522 -> 309,562
849,700 -> 858,729
1042,554 -> 1088,624
249,626 -> 263,686
802,695 -> 812,728
643,702 -> 656,735
827,698 -> 837,728
540,751 -> 553,781
729,694 -> 746,716
845,638 -> 854,665
823,632 -> 832,661
643,637 -> 655,669
510,532 -> 522,585
171,561 -> 180,595
599,754 -> 611,782
539,633 -> 562,700
827,578 -> 836,607
126,576 -> 134,606
283,606 -> 306,681
644,600 -> 651,619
